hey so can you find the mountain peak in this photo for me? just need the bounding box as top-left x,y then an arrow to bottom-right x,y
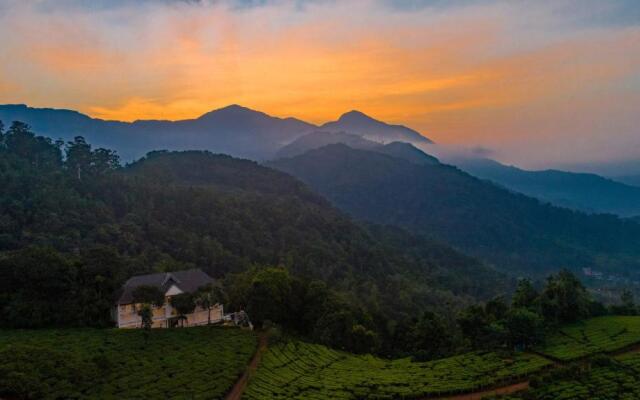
322,110 -> 433,144
198,104 -> 264,120
338,110 -> 375,122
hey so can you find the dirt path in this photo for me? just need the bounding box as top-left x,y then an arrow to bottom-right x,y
610,342 -> 640,357
225,333 -> 268,400
436,381 -> 529,400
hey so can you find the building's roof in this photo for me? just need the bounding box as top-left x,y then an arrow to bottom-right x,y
117,269 -> 214,305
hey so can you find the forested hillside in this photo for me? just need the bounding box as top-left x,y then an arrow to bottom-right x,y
269,144 -> 640,278
0,121 -> 506,355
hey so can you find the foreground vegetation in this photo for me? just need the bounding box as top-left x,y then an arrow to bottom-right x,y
246,316 -> 640,400
0,327 -> 256,400
537,316 -> 640,361
2,317 -> 640,399
497,352 -> 640,400
244,340 -> 550,399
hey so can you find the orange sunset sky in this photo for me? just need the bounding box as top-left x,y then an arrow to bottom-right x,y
1,0 -> 639,167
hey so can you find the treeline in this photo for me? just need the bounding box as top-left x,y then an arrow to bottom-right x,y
456,270 -> 639,354
238,266 -> 638,357
0,121 -> 508,357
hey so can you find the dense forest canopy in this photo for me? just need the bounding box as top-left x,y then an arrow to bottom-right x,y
0,121 -> 509,356
269,144 -> 640,278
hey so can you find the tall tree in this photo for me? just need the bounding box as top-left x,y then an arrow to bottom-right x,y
512,279 -> 539,310
170,293 -> 196,327
246,267 -> 293,327
195,284 -> 227,325
4,122 -> 62,168
138,304 -> 153,343
66,136 -> 92,181
539,269 -> 590,324
409,311 -> 454,360
505,308 -> 544,349
91,147 -> 120,175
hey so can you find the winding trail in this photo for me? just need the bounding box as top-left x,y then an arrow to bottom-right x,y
225,333 -> 268,400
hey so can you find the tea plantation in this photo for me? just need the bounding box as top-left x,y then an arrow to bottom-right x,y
496,352 -> 640,400
536,316 -> 640,361
4,316 -> 640,400
243,341 -> 551,399
0,327 -> 257,400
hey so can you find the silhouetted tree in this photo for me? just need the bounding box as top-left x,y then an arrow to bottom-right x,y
66,136 -> 92,181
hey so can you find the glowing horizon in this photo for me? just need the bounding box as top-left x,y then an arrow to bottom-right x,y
1,0 -> 639,167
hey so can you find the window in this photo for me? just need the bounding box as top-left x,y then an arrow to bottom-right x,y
130,304 -> 136,313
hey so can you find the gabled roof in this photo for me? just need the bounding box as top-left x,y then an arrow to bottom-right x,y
117,269 -> 214,305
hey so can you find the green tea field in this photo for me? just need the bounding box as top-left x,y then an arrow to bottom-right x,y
536,316 -> 640,361
0,327 -> 257,400
243,341 -> 551,399
496,352 -> 640,400
4,316 -> 640,400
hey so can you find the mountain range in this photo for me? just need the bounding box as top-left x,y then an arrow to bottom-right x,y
451,157 -> 640,217
269,144 -> 640,278
0,104 -> 432,161
4,102 -> 640,279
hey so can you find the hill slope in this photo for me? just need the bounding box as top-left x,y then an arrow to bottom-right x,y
269,144 -> 640,277
0,129 -> 507,341
454,157 -> 640,217
615,174 -> 640,187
